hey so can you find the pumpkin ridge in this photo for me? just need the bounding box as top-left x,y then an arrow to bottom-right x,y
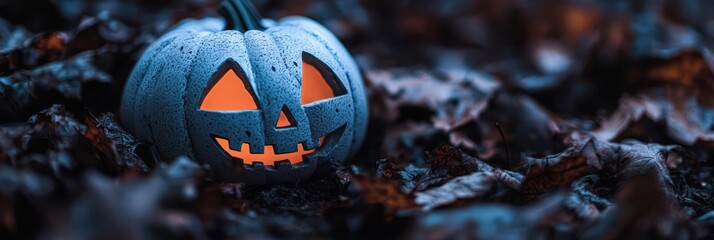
132,39 -> 184,143
281,22 -> 362,155
262,29 -> 302,89
144,33 -> 209,162
280,19 -> 369,157
243,30 -> 311,155
179,32 -> 214,162
262,27 -> 343,155
236,31 -> 263,104
123,34 -> 180,135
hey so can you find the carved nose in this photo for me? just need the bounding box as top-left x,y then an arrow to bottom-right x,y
276,105 -> 296,128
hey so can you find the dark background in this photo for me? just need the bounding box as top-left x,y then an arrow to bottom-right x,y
1,0 -> 713,239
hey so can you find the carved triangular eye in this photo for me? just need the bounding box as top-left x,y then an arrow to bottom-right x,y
200,64 -> 258,111
301,53 -> 346,105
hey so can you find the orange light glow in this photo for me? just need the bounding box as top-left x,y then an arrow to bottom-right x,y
200,69 -> 258,111
301,61 -> 335,105
215,137 -> 325,166
276,107 -> 294,128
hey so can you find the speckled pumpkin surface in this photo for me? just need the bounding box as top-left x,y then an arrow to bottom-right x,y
120,0 -> 367,185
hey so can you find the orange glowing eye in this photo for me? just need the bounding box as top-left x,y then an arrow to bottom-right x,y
200,65 -> 258,111
301,54 -> 346,105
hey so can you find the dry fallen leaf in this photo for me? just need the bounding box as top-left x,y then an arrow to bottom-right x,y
578,172 -> 701,239
414,171 -> 497,210
1,0 -> 713,239
523,133 -> 685,203
593,86 -> 714,145
407,194 -> 567,240
85,112 -> 149,172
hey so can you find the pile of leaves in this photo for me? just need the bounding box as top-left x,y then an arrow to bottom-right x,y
1,0 -> 713,239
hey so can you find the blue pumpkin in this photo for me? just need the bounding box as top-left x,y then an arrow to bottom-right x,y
120,0 -> 368,185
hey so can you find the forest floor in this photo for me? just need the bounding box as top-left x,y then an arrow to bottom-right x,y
1,0 -> 713,239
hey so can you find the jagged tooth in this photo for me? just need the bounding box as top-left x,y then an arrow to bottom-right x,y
299,155 -> 313,165
233,158 -> 248,171
274,160 -> 293,171
251,162 -> 265,170
307,139 -> 318,150
250,141 -> 264,154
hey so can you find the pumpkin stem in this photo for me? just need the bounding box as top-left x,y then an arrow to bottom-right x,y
219,0 -> 265,32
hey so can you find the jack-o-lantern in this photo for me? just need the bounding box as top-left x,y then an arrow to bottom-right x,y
120,0 -> 368,185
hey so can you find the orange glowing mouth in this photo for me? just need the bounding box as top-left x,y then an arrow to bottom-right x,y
214,137 -> 325,166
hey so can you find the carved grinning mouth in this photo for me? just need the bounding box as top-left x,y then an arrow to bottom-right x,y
212,125 -> 344,167
213,137 -> 324,166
